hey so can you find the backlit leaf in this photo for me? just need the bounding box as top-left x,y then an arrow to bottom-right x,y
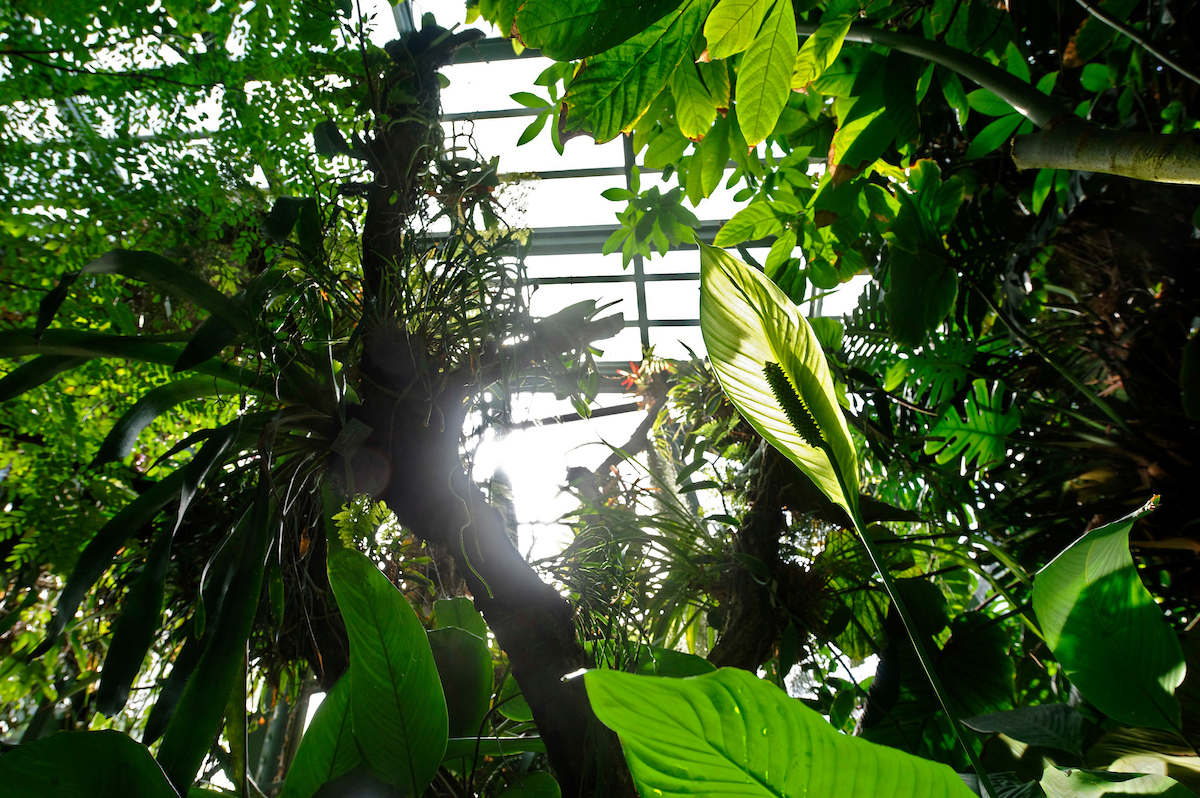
280,675 -> 360,798
566,0 -> 711,142
792,14 -> 853,89
672,62 -> 718,141
703,0 -> 767,59
585,667 -> 975,797
736,0 -> 797,147
924,379 -> 1021,472
699,243 -> 859,516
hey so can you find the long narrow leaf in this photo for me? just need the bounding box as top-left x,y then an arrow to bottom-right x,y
156,492 -> 274,791
0,355 -> 88,402
37,250 -> 252,339
30,470 -> 186,658
280,675 -> 360,798
95,528 -> 173,716
91,377 -> 233,468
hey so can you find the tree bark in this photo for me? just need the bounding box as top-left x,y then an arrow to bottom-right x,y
1012,121 -> 1200,185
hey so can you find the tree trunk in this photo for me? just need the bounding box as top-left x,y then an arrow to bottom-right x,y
1013,121 -> 1200,185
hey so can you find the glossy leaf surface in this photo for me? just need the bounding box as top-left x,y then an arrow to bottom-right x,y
1033,504 -> 1186,730
585,667 -> 975,797
0,730 -> 179,798
516,0 -> 684,60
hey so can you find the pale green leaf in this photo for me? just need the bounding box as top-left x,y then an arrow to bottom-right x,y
736,0 -> 797,147
703,0 -> 767,59
671,62 -> 718,141
1032,503 -> 1186,731
327,546 -> 448,794
966,88 -> 1014,117
1041,767 -> 1195,797
699,243 -> 859,516
792,14 -> 853,89
585,667 -> 976,797
712,199 -> 788,246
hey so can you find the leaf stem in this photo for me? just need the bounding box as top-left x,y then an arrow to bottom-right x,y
825,442 -> 998,798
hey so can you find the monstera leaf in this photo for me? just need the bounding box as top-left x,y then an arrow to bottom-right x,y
924,379 -> 1020,472
699,242 -> 859,518
1033,502 -> 1186,731
585,667 -> 975,797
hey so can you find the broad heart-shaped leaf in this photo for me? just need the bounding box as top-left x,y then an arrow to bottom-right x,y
735,0 -> 797,147
585,667 -> 975,797
1032,503 -> 1186,731
699,243 -> 859,518
280,674 -> 360,798
0,730 -> 180,798
328,546 -> 448,793
961,705 -> 1084,756
703,0 -> 767,59
924,379 -> 1020,472
566,0 -> 710,142
516,0 -> 684,60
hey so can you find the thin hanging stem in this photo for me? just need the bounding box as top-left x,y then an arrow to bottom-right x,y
825,443 -> 999,798
1072,0 -> 1200,88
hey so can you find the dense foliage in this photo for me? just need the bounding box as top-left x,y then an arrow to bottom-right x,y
1,0 -> 1199,796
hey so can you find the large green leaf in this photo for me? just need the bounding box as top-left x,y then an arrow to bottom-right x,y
735,0 -> 797,147
585,667 -> 975,797
711,198 -> 792,246
699,243 -> 859,517
516,0 -> 684,60
703,0 -> 767,59
672,61 -> 718,141
566,0 -> 710,142
433,597 -> 488,640
0,730 -> 180,798
91,377 -> 232,467
961,705 -> 1084,756
884,246 -> 959,348
791,13 -> 853,89
280,675 -> 360,798
157,496 -> 273,791
37,249 -> 251,339
924,379 -> 1021,472
1032,503 -> 1186,731
327,546 -> 448,793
